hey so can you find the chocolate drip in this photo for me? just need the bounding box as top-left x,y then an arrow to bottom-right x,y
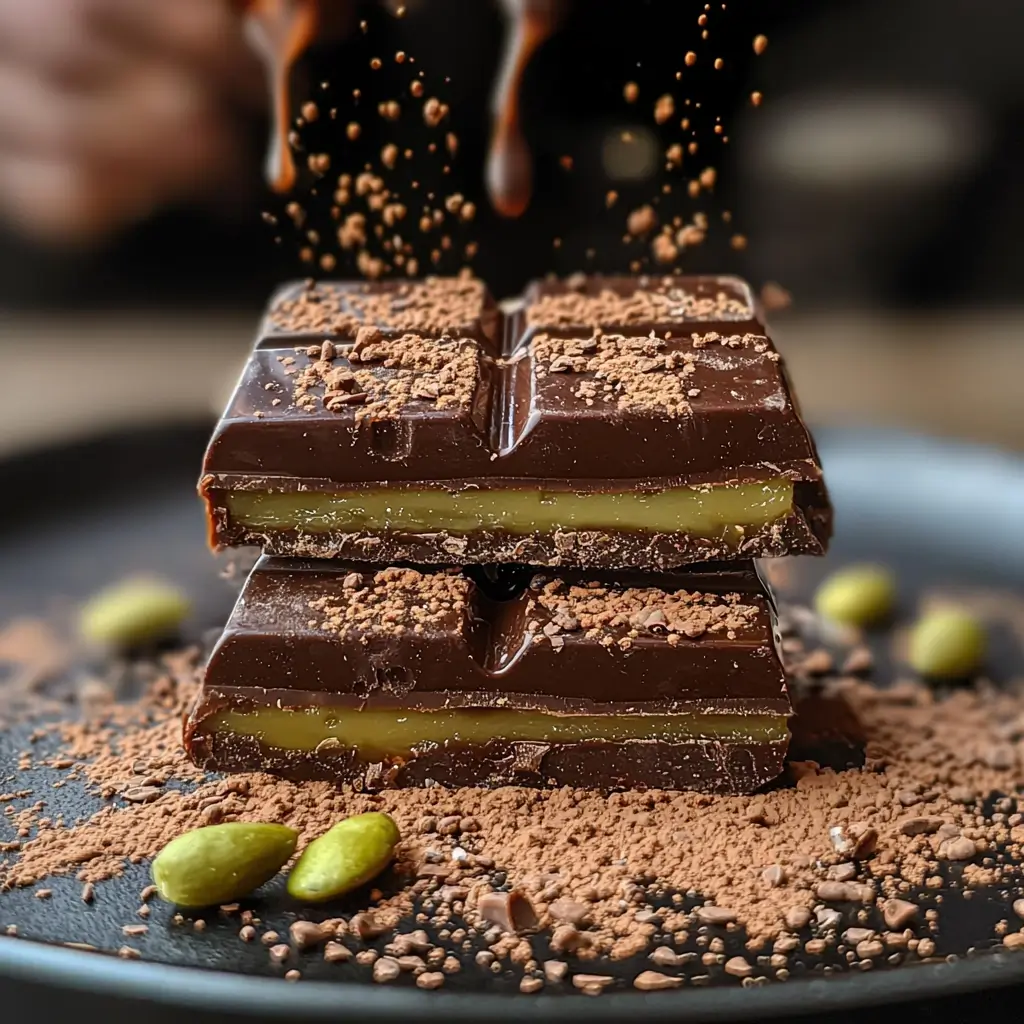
242,0 -> 320,193
486,0 -> 564,218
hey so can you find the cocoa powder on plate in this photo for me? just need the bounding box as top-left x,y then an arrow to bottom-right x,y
2,596 -> 1024,986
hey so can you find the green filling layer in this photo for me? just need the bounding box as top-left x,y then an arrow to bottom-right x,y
203,706 -> 789,757
224,480 -> 793,537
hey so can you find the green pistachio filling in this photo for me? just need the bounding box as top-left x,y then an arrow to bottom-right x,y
224,479 -> 793,537
201,706 -> 789,757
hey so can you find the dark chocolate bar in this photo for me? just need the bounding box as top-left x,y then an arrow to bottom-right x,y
199,275 -> 831,570
184,558 -> 791,794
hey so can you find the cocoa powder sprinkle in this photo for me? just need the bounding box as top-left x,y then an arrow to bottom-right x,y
531,333 -> 696,416
3,589 -> 1024,986
526,281 -> 753,327
269,278 -> 485,337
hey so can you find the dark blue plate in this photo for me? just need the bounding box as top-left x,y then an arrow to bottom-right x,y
0,424 -> 1021,1023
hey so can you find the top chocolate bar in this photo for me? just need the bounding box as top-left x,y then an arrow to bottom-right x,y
200,275 -> 831,569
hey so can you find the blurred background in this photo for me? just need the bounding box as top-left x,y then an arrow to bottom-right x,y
0,0 -> 1021,458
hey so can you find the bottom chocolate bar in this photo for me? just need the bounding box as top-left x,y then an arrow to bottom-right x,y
184,558 -> 791,794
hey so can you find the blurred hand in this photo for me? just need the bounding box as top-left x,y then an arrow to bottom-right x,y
0,0 -> 261,245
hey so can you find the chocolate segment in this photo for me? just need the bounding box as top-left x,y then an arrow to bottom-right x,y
184,558 -> 791,794
199,276 -> 831,569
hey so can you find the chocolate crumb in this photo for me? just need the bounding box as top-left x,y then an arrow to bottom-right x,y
649,946 -> 688,967
324,941 -> 351,963
724,956 -> 754,978
784,907 -> 813,930
899,817 -> 945,837
373,957 -> 402,983
940,836 -> 978,861
634,970 -> 682,991
549,898 -> 591,926
544,959 -> 568,982
290,920 -> 330,949
829,822 -> 877,859
572,974 -> 614,992
696,905 -> 737,926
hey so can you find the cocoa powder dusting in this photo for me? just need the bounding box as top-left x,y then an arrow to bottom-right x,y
309,569 -> 471,637
526,577 -> 760,645
531,332 -> 696,415
269,277 -> 485,336
290,329 -> 481,419
526,282 -> 753,327
3,596 -> 1024,992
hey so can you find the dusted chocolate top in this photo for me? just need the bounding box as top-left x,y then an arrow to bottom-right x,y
199,558 -> 787,709
520,274 -> 756,332
265,276 -> 500,344
202,274 -> 824,487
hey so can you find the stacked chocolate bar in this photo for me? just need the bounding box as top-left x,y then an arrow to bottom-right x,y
186,275 -> 831,794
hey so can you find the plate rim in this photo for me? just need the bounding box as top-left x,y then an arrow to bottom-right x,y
3,935 -> 1024,1021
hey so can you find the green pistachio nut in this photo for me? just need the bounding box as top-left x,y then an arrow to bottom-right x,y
908,608 -> 986,679
79,578 -> 191,647
287,812 -> 400,903
152,823 -> 298,908
814,564 -> 896,627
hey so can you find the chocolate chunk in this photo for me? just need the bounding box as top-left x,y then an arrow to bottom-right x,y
634,971 -> 682,991
289,921 -> 329,949
783,907 -> 813,930
477,890 -> 537,934
572,974 -> 614,991
696,905 -> 738,926
548,898 -> 591,926
899,816 -> 945,836
649,946 -> 687,967
816,881 -> 873,903
828,822 -> 877,859
323,942 -> 350,963
543,960 -> 568,982
939,836 -> 978,861
882,899 -> 919,930
550,924 -> 589,953
723,956 -> 753,978
828,862 -> 857,882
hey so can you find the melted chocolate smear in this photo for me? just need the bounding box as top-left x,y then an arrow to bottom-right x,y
243,0 -> 320,194
487,0 -> 563,218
